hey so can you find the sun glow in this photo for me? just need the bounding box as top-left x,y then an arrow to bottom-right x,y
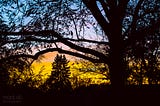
31,53 -> 110,87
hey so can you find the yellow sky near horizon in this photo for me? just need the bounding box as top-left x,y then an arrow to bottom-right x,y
31,52 -> 110,85
31,51 -> 80,77
31,61 -> 109,85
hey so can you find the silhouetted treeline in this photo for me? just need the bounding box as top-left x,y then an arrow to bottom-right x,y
0,53 -> 160,96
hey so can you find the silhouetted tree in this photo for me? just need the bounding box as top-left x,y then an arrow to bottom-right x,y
0,60 -> 10,90
147,54 -> 160,84
0,57 -> 33,96
44,54 -> 72,95
0,19 -> 10,89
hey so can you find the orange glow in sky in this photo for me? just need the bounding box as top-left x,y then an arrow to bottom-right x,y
41,52 -> 78,62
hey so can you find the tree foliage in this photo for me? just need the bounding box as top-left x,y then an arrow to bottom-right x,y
43,54 -> 72,94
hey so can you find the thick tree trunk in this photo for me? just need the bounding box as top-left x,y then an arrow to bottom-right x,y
82,0 -> 129,96
109,41 -> 126,96
106,1 -> 130,95
107,14 -> 126,96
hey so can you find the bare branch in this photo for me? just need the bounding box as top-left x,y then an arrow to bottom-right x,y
98,0 -> 110,20
1,48 -> 104,63
67,38 -> 108,44
82,0 -> 110,36
0,36 -> 108,46
125,18 -> 160,46
0,30 -> 108,63
130,0 -> 145,34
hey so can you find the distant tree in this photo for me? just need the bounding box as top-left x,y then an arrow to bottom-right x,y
0,18 -> 10,89
44,54 -> 72,94
0,57 -> 45,92
146,46 -> 160,84
0,57 -> 32,95
0,60 -> 10,89
126,31 -> 160,85
0,18 -> 10,43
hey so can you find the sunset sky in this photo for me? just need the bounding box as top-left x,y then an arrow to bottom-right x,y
42,52 -> 77,62
31,51 -> 110,85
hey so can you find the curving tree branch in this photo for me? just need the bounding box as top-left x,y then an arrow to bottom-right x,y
0,36 -> 109,46
82,0 -> 110,36
0,30 -> 109,63
1,48 -> 104,63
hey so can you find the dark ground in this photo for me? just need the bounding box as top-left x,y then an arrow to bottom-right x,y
0,85 -> 160,106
